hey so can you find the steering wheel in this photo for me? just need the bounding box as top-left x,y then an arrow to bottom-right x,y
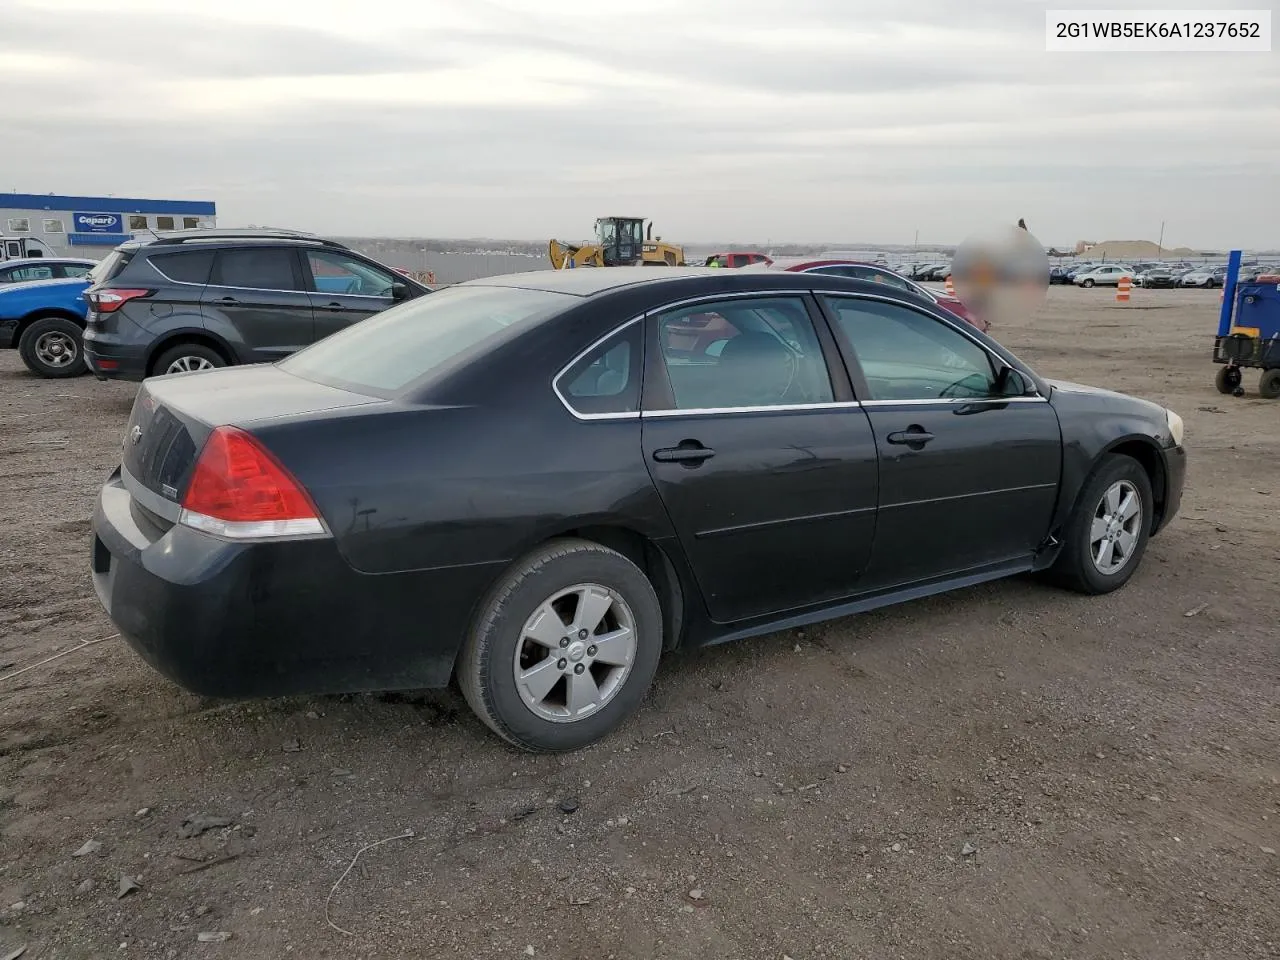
938,373 -> 988,399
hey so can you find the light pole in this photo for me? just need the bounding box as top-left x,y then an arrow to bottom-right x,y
1157,221 -> 1165,258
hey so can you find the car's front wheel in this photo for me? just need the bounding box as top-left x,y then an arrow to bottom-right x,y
458,538 -> 663,752
1048,453 -> 1153,595
18,316 -> 87,378
1081,278 -> 1095,288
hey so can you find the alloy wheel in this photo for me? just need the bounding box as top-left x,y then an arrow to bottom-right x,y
1090,480 -> 1142,575
513,583 -> 638,722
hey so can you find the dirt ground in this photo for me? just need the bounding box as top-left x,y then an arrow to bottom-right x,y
2,285 -> 1278,960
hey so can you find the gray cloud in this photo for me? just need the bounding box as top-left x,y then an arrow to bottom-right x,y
2,0 -> 1277,248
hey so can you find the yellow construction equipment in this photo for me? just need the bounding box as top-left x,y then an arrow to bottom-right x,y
549,217 -> 685,269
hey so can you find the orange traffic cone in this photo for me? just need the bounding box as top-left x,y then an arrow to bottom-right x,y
1116,276 -> 1131,303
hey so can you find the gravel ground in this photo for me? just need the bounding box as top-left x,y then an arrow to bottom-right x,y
1,285 -> 1277,960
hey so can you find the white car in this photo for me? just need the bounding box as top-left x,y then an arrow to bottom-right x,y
1073,264 -> 1136,288
1180,267 -> 1228,288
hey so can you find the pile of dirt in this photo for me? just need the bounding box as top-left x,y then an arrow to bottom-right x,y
1075,239 -> 1201,260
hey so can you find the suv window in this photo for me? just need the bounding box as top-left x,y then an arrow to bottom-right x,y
149,250 -> 214,284
211,248 -> 301,291
558,324 -> 642,416
305,250 -> 397,298
824,297 -> 1011,402
652,297 -> 834,410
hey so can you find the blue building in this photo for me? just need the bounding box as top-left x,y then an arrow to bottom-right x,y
0,192 -> 217,259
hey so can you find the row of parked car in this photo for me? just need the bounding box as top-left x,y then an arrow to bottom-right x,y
1048,261 -> 1278,289
0,230 -> 431,378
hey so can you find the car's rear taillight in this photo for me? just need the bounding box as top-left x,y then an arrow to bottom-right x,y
86,288 -> 153,313
179,426 -> 326,540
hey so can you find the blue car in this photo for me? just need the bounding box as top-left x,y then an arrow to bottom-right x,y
0,275 -> 93,378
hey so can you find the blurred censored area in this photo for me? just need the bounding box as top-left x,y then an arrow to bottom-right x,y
951,222 -> 1050,329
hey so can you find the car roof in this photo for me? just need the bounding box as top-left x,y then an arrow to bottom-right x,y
459,266 -> 949,305
462,266 -> 731,296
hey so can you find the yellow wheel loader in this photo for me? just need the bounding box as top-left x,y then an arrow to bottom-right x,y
549,217 -> 685,269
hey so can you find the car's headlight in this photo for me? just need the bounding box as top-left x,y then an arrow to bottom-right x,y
1166,408 -> 1184,446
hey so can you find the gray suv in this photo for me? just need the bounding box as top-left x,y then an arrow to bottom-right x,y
82,229 -> 430,381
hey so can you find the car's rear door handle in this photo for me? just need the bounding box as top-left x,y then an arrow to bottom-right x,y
317,302 -> 345,311
653,445 -> 715,463
219,296 -> 239,304
886,428 -> 935,445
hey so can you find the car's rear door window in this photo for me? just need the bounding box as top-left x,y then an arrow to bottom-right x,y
211,248 -> 302,291
650,297 -> 835,410
280,284 -> 574,396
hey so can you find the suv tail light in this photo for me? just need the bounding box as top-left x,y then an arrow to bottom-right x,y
86,288 -> 153,313
179,426 -> 327,540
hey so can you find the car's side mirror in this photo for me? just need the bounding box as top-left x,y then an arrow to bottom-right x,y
993,363 -> 1030,397
391,282 -> 410,301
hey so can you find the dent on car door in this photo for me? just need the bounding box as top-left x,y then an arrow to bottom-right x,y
819,294 -> 1063,590
639,294 -> 879,623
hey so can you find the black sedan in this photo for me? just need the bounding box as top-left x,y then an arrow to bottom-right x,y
90,269 -> 1187,752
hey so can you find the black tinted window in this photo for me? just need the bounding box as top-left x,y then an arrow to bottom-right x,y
559,324 -> 641,416
150,250 -> 214,284
213,248 -> 300,291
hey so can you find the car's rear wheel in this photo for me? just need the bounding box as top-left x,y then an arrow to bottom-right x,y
1259,368 -> 1280,400
18,316 -> 87,378
458,538 -> 663,752
153,343 -> 227,377
1048,454 -> 1153,595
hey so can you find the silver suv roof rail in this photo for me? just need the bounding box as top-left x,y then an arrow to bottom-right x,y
144,228 -> 349,249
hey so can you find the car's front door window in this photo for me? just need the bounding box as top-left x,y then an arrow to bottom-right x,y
823,297 -> 1013,402
306,250 -> 397,298
651,297 -> 835,410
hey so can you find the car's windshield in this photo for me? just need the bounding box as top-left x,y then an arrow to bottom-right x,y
279,284 -> 574,396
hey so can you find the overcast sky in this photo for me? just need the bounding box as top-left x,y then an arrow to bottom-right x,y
3,0 -> 1277,247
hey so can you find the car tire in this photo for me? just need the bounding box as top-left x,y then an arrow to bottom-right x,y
17,316 -> 87,378
1215,365 -> 1243,395
1259,368 -> 1280,400
152,343 -> 227,377
1047,453 -> 1153,595
457,538 -> 664,752
1081,278 -> 1095,288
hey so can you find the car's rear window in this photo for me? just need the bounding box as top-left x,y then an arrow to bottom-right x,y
279,284 -> 574,396
90,249 -> 132,283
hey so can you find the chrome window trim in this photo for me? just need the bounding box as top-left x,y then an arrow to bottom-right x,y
550,287 -> 1047,421
552,316 -> 644,421
643,401 -> 863,418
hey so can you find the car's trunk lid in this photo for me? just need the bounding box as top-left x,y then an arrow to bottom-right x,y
121,364 -> 385,521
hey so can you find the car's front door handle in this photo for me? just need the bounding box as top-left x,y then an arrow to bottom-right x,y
219,296 -> 239,304
317,302 -> 345,311
653,445 -> 715,464
886,428 -> 935,445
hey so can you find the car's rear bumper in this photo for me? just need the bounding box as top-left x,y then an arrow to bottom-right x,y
90,469 -> 502,698
82,332 -> 149,381
1153,443 -> 1186,536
